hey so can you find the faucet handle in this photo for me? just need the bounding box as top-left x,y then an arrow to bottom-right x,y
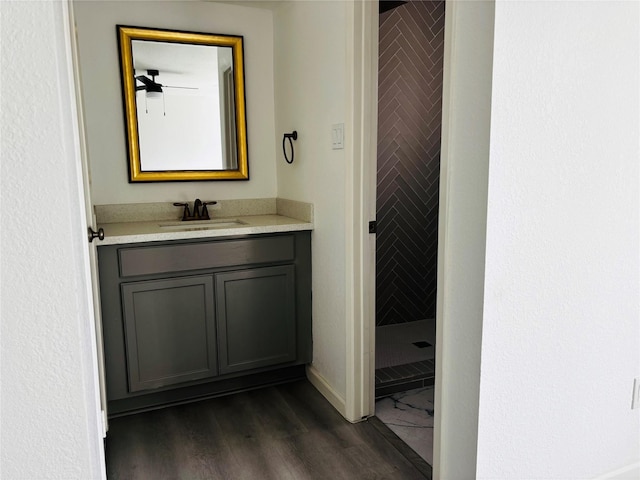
173,202 -> 190,221
201,201 -> 217,220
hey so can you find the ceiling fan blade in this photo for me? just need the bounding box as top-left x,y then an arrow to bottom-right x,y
164,85 -> 199,90
135,75 -> 154,87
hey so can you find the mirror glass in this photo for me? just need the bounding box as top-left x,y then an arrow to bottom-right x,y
117,26 -> 249,182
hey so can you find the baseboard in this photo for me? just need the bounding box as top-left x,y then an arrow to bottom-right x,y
305,365 -> 347,418
595,462 -> 640,479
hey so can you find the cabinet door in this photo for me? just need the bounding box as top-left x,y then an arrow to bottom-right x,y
121,276 -> 217,392
216,266 -> 296,375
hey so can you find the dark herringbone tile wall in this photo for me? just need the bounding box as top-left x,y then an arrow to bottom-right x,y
376,0 -> 445,326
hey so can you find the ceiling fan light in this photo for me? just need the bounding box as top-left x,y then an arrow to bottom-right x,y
146,90 -> 163,100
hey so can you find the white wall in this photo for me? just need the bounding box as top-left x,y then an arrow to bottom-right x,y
434,1 -> 495,477
74,1 -> 277,205
137,93 -> 223,171
476,1 -> 640,478
274,1 -> 348,399
0,1 -> 104,478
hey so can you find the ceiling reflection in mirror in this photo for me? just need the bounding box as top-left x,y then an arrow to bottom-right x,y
117,26 -> 249,182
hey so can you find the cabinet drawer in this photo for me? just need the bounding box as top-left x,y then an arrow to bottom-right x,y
118,235 -> 295,277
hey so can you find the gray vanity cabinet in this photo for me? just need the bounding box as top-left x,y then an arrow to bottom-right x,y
216,265 -> 296,375
121,276 -> 217,392
98,232 -> 312,415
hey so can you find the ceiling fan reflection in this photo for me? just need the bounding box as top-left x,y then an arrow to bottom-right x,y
135,69 -> 198,97
135,69 -> 198,115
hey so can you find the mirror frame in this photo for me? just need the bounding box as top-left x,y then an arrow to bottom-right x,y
117,25 -> 249,182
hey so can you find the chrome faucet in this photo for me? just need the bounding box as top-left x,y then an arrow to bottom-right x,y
173,199 -> 218,221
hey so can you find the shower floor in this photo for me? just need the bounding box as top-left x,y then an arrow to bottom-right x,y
376,386 -> 435,466
375,319 -> 436,398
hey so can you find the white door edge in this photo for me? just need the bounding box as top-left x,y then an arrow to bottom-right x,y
344,0 -> 378,423
62,0 -> 109,442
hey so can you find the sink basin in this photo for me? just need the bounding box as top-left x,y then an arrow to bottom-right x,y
158,219 -> 246,231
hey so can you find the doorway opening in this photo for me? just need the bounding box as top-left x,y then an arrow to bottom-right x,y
373,0 -> 445,467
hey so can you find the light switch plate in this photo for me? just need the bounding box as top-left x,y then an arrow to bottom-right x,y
332,123 -> 344,150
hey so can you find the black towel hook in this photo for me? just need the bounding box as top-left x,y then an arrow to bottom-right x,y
283,131 -> 298,164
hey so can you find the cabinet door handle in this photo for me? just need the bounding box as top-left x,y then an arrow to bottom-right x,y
88,227 -> 105,243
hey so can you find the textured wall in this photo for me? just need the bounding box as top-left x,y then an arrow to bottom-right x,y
376,0 -> 445,326
476,1 -> 640,477
1,1 -> 105,477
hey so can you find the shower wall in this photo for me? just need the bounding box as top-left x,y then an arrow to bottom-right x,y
376,0 -> 445,326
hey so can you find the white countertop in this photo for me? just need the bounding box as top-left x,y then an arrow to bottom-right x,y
98,214 -> 313,245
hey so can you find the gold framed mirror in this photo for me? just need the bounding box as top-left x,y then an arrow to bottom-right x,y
117,25 -> 249,182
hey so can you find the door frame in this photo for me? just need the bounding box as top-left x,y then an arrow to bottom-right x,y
347,1 -> 498,477
345,0 -> 455,475
344,0 -> 379,423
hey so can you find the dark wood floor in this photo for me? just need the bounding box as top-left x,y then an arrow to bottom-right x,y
106,379 -> 431,479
